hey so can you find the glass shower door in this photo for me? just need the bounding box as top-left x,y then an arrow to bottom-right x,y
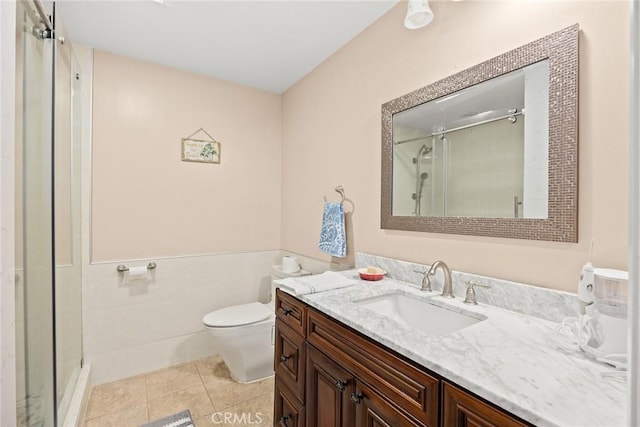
15,1 -> 84,425
53,8 -> 84,422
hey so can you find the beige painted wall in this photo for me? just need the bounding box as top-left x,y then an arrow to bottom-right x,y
281,1 -> 629,292
92,51 -> 282,261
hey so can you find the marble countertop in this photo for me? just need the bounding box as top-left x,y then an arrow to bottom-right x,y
291,273 -> 626,427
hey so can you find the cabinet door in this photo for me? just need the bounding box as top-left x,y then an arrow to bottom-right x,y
275,319 -> 306,401
275,378 -> 305,427
442,382 -> 529,427
353,381 -> 425,427
306,344 -> 355,427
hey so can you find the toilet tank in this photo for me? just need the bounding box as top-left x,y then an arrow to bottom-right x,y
269,265 -> 311,307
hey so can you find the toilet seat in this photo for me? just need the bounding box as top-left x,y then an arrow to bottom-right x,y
203,302 -> 272,327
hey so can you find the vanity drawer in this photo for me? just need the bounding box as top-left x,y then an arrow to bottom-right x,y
275,378 -> 305,427
307,308 -> 439,427
442,381 -> 531,427
276,289 -> 306,336
275,319 -> 306,402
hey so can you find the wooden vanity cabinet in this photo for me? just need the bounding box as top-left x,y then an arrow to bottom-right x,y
274,289 -> 308,427
275,378 -> 305,427
306,344 -> 355,427
275,320 -> 306,400
354,381 -> 427,427
274,289 -> 531,427
306,332 -> 424,427
441,382 -> 529,427
306,309 -> 439,427
276,289 -> 307,336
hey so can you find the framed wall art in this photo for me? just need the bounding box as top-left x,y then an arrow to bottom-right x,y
181,128 -> 221,164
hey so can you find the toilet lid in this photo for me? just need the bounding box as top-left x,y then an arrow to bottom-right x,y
203,302 -> 272,327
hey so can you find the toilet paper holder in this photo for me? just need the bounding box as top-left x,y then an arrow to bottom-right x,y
116,262 -> 157,273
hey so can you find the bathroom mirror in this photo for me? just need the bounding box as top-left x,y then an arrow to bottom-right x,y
381,24 -> 578,242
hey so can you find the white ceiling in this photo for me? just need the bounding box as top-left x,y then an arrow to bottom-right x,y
56,0 -> 400,93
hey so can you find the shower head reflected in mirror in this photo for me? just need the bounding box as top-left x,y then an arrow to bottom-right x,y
412,144 -> 433,163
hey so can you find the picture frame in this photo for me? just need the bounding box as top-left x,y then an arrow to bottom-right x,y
181,138 -> 221,164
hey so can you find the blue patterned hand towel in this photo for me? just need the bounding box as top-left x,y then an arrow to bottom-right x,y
318,202 -> 347,258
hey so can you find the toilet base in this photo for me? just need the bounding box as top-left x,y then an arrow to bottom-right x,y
205,318 -> 275,383
220,343 -> 274,383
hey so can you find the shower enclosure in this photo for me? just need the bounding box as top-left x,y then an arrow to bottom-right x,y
391,59 -> 548,221
15,1 -> 84,425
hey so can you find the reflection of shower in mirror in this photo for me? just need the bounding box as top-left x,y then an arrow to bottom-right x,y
412,143 -> 433,216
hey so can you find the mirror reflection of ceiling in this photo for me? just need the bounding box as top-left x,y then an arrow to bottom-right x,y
56,0 -> 399,94
393,68 -> 527,137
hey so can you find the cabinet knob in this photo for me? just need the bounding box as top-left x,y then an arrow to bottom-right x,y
280,354 -> 291,363
279,415 -> 290,427
281,307 -> 293,316
335,380 -> 347,391
350,392 -> 364,405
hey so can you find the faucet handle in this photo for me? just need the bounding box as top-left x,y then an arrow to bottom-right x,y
463,281 -> 490,305
413,269 -> 432,292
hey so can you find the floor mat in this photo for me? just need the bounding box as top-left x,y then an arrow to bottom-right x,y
141,409 -> 194,427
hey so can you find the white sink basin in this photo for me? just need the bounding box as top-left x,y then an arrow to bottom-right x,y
354,292 -> 485,336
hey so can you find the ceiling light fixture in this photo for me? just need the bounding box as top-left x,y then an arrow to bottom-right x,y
404,0 -> 434,30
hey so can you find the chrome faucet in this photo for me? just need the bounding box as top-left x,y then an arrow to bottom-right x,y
426,260 -> 454,298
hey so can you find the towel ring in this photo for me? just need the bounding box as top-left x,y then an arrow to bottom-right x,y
324,185 -> 346,204
335,186 -> 345,203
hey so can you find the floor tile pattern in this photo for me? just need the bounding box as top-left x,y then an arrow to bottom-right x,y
82,356 -> 274,426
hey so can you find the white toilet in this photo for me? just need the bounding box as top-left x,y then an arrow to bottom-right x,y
202,265 -> 310,383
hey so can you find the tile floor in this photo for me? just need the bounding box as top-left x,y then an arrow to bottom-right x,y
82,356 -> 274,427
